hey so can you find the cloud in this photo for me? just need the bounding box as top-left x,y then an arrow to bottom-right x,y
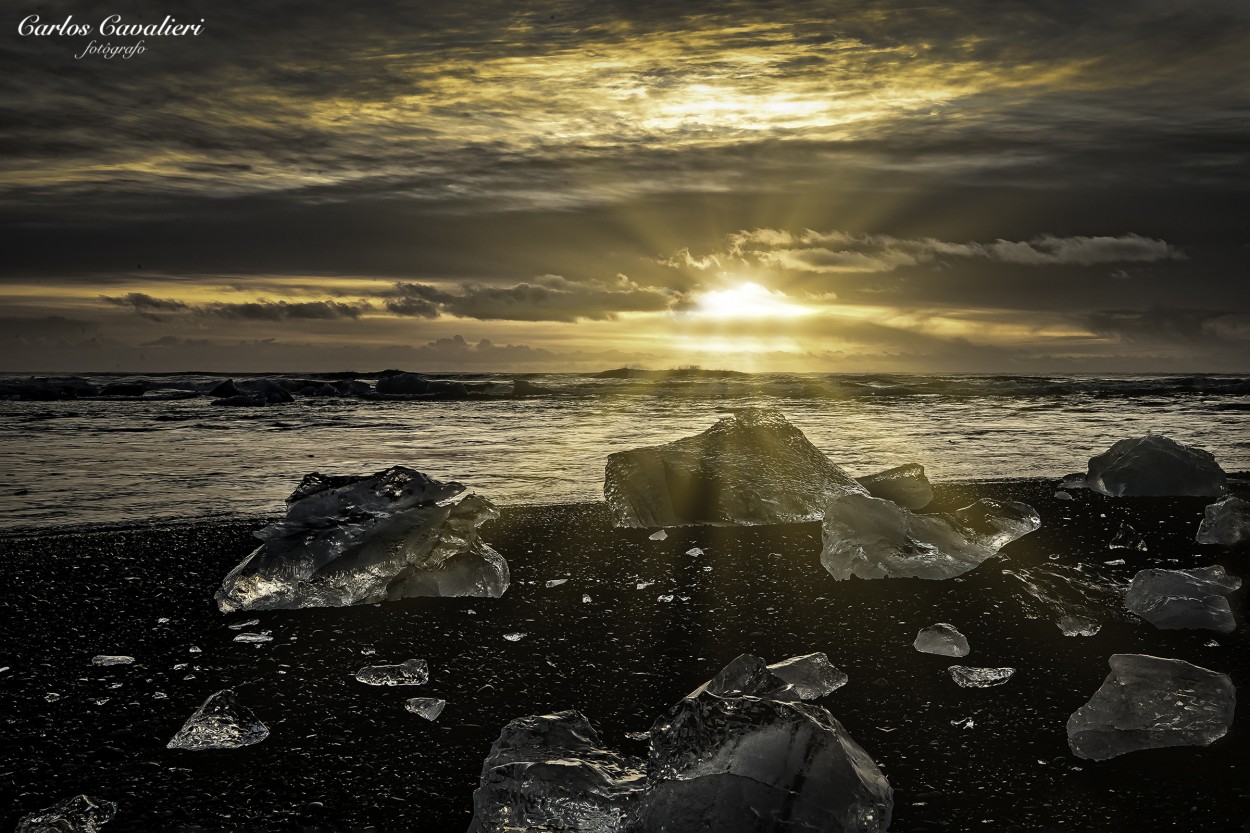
384,275 -> 677,322
1085,308 -> 1250,344
205,299 -> 371,320
100,292 -> 192,320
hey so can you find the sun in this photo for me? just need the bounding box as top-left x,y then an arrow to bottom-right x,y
693,282 -> 811,320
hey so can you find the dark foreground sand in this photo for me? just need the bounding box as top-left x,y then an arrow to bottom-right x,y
2,479 -> 1248,832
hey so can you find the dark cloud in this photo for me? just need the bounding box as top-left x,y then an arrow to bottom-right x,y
100,292 -> 191,320
205,299 -> 370,321
384,276 -> 677,322
1086,308 -> 1250,345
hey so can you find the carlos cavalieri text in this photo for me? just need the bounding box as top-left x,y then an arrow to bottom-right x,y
18,14 -> 205,58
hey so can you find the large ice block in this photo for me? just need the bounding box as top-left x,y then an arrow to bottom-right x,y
1124,566 -> 1240,632
467,710 -> 647,833
822,493 -> 1040,580
167,689 -> 269,751
856,463 -> 933,510
17,795 -> 117,833
216,466 -> 509,612
603,408 -> 864,527
1085,435 -> 1228,497
1196,496 -> 1250,545
1066,654 -> 1235,760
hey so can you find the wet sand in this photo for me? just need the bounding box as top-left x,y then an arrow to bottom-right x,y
2,479 -> 1248,832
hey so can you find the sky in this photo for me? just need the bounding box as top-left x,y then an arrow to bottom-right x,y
3,0 -> 1249,373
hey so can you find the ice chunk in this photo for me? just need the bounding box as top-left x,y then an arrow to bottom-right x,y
91,655 -> 134,666
355,659 -> 429,686
545,578 -> 568,588
822,494 -> 1040,580
1196,496 -> 1250,545
1060,472 -> 1088,490
1085,435 -> 1228,497
467,710 -> 646,833
948,666 -> 1015,687
684,548 -> 702,557
1057,616 -> 1101,637
648,530 -> 667,541
1002,564 -> 1126,633
856,463 -> 933,510
405,697 -> 446,721
1066,654 -> 1235,760
603,408 -> 864,528
1109,522 -> 1147,551
227,618 -> 260,630
1125,566 -> 1241,632
232,632 -> 272,643
639,654 -> 893,833
216,466 -> 509,612
503,632 -> 527,642
1054,490 -> 1074,501
914,623 -> 970,657
17,795 -> 117,833
167,689 -> 269,751
766,652 -> 849,699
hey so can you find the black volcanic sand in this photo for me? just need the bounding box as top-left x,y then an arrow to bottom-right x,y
2,480 -> 1248,833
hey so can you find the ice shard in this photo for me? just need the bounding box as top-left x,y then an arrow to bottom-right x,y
17,795 -> 117,833
603,408 -> 863,528
467,710 -> 647,833
913,623 -> 970,657
948,666 -> 1015,688
856,463 -> 933,510
637,654 -> 893,833
167,689 -> 269,751
766,652 -> 849,699
405,697 -> 446,720
822,493 -> 1040,580
215,466 -> 509,612
91,655 -> 134,666
1109,522 -> 1147,551
1085,435 -> 1228,497
1196,496 -> 1250,545
1125,566 -> 1240,632
355,659 -> 429,686
1066,654 -> 1235,760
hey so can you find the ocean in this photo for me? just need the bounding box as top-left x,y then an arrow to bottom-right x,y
1,371 -> 1248,529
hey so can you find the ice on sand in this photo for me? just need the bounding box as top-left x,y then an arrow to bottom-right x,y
822,494 -> 1040,580
1067,654 -> 1235,760
469,655 -> 892,832
648,530 -> 667,541
856,463 -> 933,510
914,623 -> 970,657
17,795 -> 117,833
405,697 -> 446,721
467,710 -> 646,833
167,690 -> 269,751
1109,522 -> 1147,551
91,655 -> 134,666
1196,496 -> 1250,545
355,659 -> 429,686
948,666 -> 1015,688
216,466 -> 509,612
603,408 -> 863,528
1085,435 -> 1228,497
1057,616 -> 1101,637
766,652 -> 849,699
1125,566 -> 1240,632
232,632 -> 272,643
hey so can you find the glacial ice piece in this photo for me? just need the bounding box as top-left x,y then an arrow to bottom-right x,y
638,654 -> 893,833
856,463 -> 933,510
215,466 -> 509,612
648,530 -> 668,541
766,652 -> 849,699
167,689 -> 269,751
1109,522 -> 1147,551
355,659 -> 429,686
91,655 -> 134,666
914,623 -> 970,657
17,795 -> 117,833
1001,564 -> 1126,634
1057,616 -> 1101,637
1066,654 -> 1235,760
467,710 -> 647,833
948,666 -> 1015,688
603,408 -> 864,528
545,578 -> 568,588
1196,496 -> 1250,545
822,494 -> 1040,580
233,632 -> 272,643
405,697 -> 446,721
1125,566 -> 1241,632
1085,435 -> 1228,497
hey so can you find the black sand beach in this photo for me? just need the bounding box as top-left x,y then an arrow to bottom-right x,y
3,479 -> 1248,832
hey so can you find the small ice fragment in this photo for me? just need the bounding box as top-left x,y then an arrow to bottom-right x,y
1109,523 -> 1147,551
950,717 -> 975,729
93,698 -> 109,706
767,652 -> 848,698
685,547 -> 703,557
1057,616 -> 1101,637
167,689 -> 269,751
1195,496 -> 1250,545
1103,559 -> 1126,566
1060,472 -> 1088,489
544,579 -> 568,588
1054,491 -> 1074,501
45,692 -> 61,702
16,795 -> 117,833
173,663 -> 187,670
156,617 -> 170,624
636,580 -> 654,590
701,566 -> 712,572
657,594 -> 675,602
582,594 -> 592,604
404,697 -> 446,721
503,632 -> 528,642
649,530 -> 668,541
188,646 -> 201,654
625,730 -> 649,741
355,659 -> 429,686
153,691 -> 167,700
91,655 -> 134,666
227,619 -> 260,631
361,647 -> 376,656
1205,640 -> 1220,647
914,623 -> 970,657
0,666 -> 9,673
232,631 -> 273,643
948,666 -> 1015,688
